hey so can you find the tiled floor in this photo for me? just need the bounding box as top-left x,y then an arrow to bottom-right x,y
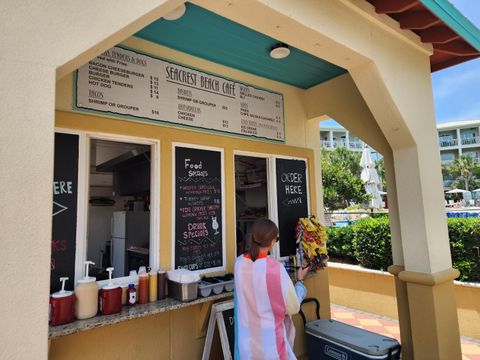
331,304 -> 480,360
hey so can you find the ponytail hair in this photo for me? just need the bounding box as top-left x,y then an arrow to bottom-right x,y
247,218 -> 278,261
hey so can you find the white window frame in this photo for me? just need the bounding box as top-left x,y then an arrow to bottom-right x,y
233,151 -> 272,258
172,142 -> 226,274
232,151 -> 310,260
54,128 -> 160,286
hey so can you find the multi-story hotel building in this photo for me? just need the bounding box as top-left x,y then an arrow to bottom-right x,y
321,120 -> 480,189
437,120 -> 480,164
320,125 -> 366,152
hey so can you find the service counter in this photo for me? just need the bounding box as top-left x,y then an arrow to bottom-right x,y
49,292 -> 232,339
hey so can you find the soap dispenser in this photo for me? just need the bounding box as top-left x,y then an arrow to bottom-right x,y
50,277 -> 76,326
99,267 -> 122,315
75,261 -> 98,320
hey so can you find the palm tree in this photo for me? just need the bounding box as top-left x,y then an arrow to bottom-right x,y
449,155 -> 477,191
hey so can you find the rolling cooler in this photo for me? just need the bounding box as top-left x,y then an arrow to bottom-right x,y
299,298 -> 401,360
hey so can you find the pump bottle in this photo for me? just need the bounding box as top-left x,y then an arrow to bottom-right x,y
75,261 -> 99,320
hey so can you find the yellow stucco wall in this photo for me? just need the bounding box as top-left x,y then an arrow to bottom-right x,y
51,34 -> 329,359
328,264 -> 480,339
2,0 -> 465,358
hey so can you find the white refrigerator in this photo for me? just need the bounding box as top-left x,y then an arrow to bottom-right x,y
111,211 -> 150,277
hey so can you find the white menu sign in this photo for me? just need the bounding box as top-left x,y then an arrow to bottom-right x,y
75,47 -> 284,141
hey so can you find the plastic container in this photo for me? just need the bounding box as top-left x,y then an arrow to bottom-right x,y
149,269 -> 157,302
75,261 -> 98,320
167,269 -> 200,283
99,267 -> 122,315
157,269 -> 167,300
305,319 -> 400,359
202,277 -> 224,295
198,281 -> 214,297
50,277 -> 76,326
138,273 -> 149,304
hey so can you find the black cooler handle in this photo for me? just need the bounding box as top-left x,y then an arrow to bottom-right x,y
387,344 -> 401,360
299,297 -> 320,326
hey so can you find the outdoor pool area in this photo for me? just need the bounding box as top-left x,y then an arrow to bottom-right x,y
446,211 -> 480,218
327,210 -> 480,226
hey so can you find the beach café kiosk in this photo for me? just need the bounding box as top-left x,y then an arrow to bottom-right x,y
2,0 -> 479,359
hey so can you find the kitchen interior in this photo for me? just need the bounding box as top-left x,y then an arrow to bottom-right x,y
235,155 -> 269,256
88,139 -> 151,280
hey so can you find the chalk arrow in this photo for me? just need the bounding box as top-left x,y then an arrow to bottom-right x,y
53,201 -> 68,217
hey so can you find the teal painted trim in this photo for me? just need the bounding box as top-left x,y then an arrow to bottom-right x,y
420,0 -> 480,50
135,3 -> 346,89
71,46 -> 286,144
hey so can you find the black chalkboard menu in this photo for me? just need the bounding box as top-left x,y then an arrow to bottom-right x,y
276,158 -> 309,257
174,146 -> 223,270
51,133 -> 79,293
222,308 -> 235,357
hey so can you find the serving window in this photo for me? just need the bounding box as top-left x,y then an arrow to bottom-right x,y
234,152 -> 310,259
50,130 -> 160,293
234,155 -> 270,256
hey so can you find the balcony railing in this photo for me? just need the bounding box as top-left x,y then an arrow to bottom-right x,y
349,141 -> 364,150
442,157 -> 480,165
322,140 -> 364,151
461,136 -> 480,146
438,138 -> 458,147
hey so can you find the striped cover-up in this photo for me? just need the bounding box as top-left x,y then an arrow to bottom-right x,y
234,254 -> 307,360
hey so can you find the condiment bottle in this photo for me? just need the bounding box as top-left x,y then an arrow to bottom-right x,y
138,273 -> 149,304
127,284 -> 137,306
75,261 -> 98,320
120,284 -> 128,305
149,268 -> 158,302
99,267 -> 122,315
50,277 -> 76,326
157,269 -> 167,300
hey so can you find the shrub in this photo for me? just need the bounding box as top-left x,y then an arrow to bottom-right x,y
327,226 -> 356,263
447,218 -> 480,282
352,217 -> 392,271
326,217 -> 480,282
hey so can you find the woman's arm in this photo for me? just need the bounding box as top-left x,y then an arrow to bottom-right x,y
281,266 -> 308,316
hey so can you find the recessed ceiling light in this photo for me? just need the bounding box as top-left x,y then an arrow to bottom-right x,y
163,4 -> 186,21
270,43 -> 290,59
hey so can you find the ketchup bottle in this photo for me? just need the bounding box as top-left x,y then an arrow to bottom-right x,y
127,284 -> 136,306
50,277 -> 76,326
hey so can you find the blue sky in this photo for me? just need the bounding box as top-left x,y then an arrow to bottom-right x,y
432,0 -> 480,123
322,0 -> 479,127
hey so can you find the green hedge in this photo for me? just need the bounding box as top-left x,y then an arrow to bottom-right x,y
327,217 -> 480,282
326,226 -> 356,262
353,217 -> 392,271
447,219 -> 480,282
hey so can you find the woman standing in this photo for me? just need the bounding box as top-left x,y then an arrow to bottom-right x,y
234,218 -> 309,360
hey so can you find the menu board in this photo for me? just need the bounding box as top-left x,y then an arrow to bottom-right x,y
51,133 -> 79,293
75,46 -> 284,141
276,158 -> 309,257
174,146 -> 223,271
222,307 -> 235,357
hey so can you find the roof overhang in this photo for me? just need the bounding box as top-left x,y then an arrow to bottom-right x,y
366,0 -> 480,71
